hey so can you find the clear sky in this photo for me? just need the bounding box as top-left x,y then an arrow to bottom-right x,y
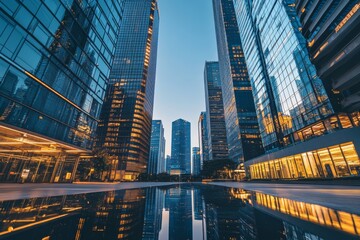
153,0 -> 218,156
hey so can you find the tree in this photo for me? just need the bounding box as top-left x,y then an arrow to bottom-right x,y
91,149 -> 112,181
201,159 -> 238,179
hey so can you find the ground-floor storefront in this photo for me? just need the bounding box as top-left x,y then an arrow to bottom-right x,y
246,127 -> 360,180
0,124 -> 89,183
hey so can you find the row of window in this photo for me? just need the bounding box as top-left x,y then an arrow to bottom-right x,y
249,142 -> 360,179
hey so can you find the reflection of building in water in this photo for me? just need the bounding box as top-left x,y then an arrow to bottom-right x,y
254,192 -> 360,238
0,195 -> 83,239
0,189 -> 147,240
0,0 -> 125,182
193,188 -> 203,220
202,187 -> 257,240
142,187 -> 165,239
165,187 -> 193,240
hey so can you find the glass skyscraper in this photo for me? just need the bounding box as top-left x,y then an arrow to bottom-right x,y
192,147 -> 201,176
148,120 -> 166,175
0,0 -> 124,182
212,0 -> 264,165
295,1 -> 360,112
198,112 -> 210,165
170,118 -> 191,175
204,61 -> 229,161
234,0 -> 360,180
96,0 -> 159,181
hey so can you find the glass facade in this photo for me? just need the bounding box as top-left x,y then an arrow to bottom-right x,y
212,0 -> 264,164
96,0 -> 159,181
148,120 -> 165,175
234,0 -> 334,152
198,112 -> 210,165
296,1 -> 360,112
0,0 -> 124,182
249,142 -> 360,179
204,61 -> 229,160
0,0 -> 123,148
170,119 -> 191,175
192,147 -> 201,176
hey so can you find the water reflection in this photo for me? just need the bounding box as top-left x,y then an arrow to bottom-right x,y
0,185 -> 358,240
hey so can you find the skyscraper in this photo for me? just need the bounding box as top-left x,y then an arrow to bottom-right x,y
165,155 -> 171,174
234,0 -> 360,180
170,119 -> 191,175
96,0 -> 159,181
0,0 -> 125,182
148,120 -> 166,175
212,0 -> 264,165
295,1 -> 360,112
198,112 -> 210,166
204,61 -> 229,161
192,147 -> 201,176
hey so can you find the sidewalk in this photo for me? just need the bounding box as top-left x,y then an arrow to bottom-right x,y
0,182 -> 176,201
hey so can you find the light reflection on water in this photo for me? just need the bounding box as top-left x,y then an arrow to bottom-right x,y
0,184 -> 358,240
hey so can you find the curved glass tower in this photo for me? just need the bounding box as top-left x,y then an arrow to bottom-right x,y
96,0 -> 159,181
0,0 -> 124,182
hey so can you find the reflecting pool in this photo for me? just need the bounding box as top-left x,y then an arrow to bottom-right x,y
0,184 -> 359,240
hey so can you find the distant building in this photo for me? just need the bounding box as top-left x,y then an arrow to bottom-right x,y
192,147 -> 201,176
148,120 -> 166,175
165,155 -> 171,174
96,0 -> 160,181
198,112 -> 210,167
212,0 -> 264,164
204,61 -> 229,161
170,119 -> 191,174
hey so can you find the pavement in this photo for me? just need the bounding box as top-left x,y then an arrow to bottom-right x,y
207,182 -> 360,215
0,182 -> 176,201
0,181 -> 359,215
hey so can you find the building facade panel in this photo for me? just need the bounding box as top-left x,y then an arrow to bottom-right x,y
204,61 -> 229,161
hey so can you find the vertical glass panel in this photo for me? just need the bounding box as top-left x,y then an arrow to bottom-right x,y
287,157 -> 298,178
317,149 -> 337,178
329,146 -> 350,177
301,153 -> 314,178
339,114 -> 352,128
294,155 -> 307,178
281,157 -> 291,178
341,143 -> 360,176
306,152 -> 320,177
274,159 -> 282,178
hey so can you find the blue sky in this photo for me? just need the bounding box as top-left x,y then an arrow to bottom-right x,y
153,0 -> 218,155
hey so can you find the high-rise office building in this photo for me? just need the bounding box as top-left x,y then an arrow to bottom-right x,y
165,155 -> 171,174
0,0 -> 124,182
198,112 -> 210,166
148,120 -> 166,175
192,147 -> 201,176
96,0 -> 159,181
204,61 -> 229,161
295,1 -> 360,112
234,0 -> 360,180
212,0 -> 264,165
170,119 -> 191,175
